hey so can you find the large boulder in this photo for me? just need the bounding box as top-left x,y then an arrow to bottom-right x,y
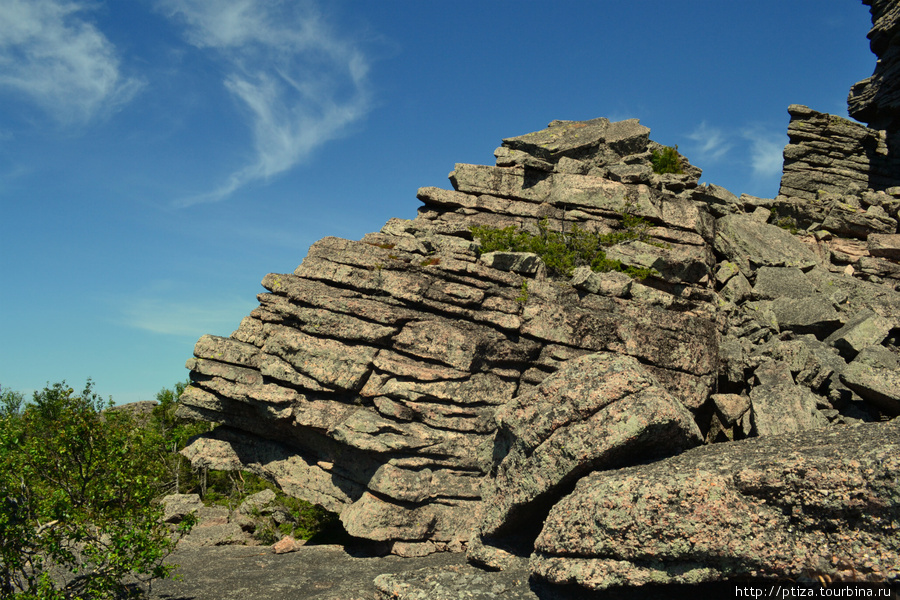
713,214 -> 819,277
532,420 -> 900,591
841,344 -> 900,416
748,360 -> 829,436
474,353 -> 702,555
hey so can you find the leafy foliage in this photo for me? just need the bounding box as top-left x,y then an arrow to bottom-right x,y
0,377 -> 345,598
0,381 -> 184,599
470,216 -> 656,279
0,387 -> 24,418
650,145 -> 684,174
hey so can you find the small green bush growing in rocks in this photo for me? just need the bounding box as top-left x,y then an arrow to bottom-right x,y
516,280 -> 529,304
471,216 -> 656,279
650,145 -> 684,174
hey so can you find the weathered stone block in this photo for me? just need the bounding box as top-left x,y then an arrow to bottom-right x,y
532,420 -> 900,591
841,345 -> 900,415
475,353 -> 701,541
714,214 -> 818,277
824,309 -> 892,359
868,233 -> 900,259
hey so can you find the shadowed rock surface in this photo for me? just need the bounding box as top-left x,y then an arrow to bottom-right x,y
849,0 -> 900,131
146,544 -> 467,600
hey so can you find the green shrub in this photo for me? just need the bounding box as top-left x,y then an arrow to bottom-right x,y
0,381 -> 185,599
650,145 -> 684,174
0,377 -> 339,597
470,216 -> 656,279
515,280 -> 529,304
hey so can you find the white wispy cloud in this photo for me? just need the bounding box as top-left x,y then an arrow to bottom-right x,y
686,121 -> 733,163
0,0 -> 144,124
159,0 -> 371,206
742,127 -> 786,178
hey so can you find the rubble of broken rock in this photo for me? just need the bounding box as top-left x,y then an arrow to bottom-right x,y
170,5 -> 900,593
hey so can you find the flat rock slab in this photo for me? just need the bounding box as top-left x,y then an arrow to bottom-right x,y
714,214 -> 818,277
147,544 -> 467,600
374,563 -> 537,600
500,117 -> 649,163
142,544 -> 757,600
532,420 -> 900,592
752,266 -> 819,300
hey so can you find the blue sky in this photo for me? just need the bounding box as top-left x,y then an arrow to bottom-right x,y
0,0 -> 876,404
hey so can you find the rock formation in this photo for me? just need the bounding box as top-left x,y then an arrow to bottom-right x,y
176,1 -> 900,593
779,104 -> 899,198
849,0 -> 900,131
178,115 -> 720,558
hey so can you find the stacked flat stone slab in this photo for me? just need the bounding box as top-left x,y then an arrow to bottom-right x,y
779,105 -> 899,199
178,117 -> 720,556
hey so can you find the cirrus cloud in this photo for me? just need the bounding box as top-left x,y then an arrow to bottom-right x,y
742,127 -> 787,179
0,0 -> 144,124
686,121 -> 733,163
159,0 -> 372,206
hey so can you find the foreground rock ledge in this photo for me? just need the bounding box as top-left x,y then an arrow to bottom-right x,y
531,419 -> 900,591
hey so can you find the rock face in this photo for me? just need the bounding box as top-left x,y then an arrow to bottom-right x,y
779,104 -> 899,199
177,3 -> 900,591
849,0 -> 900,131
531,420 -> 900,589
471,353 -> 702,566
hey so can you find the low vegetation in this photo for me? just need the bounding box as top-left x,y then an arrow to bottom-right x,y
0,380 -> 336,599
650,145 -> 684,174
0,381 -> 180,599
470,215 -> 656,279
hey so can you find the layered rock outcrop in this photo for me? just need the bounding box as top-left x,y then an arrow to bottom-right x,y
178,116 -> 720,557
779,104 -> 899,198
178,109 -> 900,585
177,2 -> 900,592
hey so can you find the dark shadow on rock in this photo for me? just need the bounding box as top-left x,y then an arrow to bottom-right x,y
523,168 -> 552,190
867,129 -> 900,192
195,424 -> 383,511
